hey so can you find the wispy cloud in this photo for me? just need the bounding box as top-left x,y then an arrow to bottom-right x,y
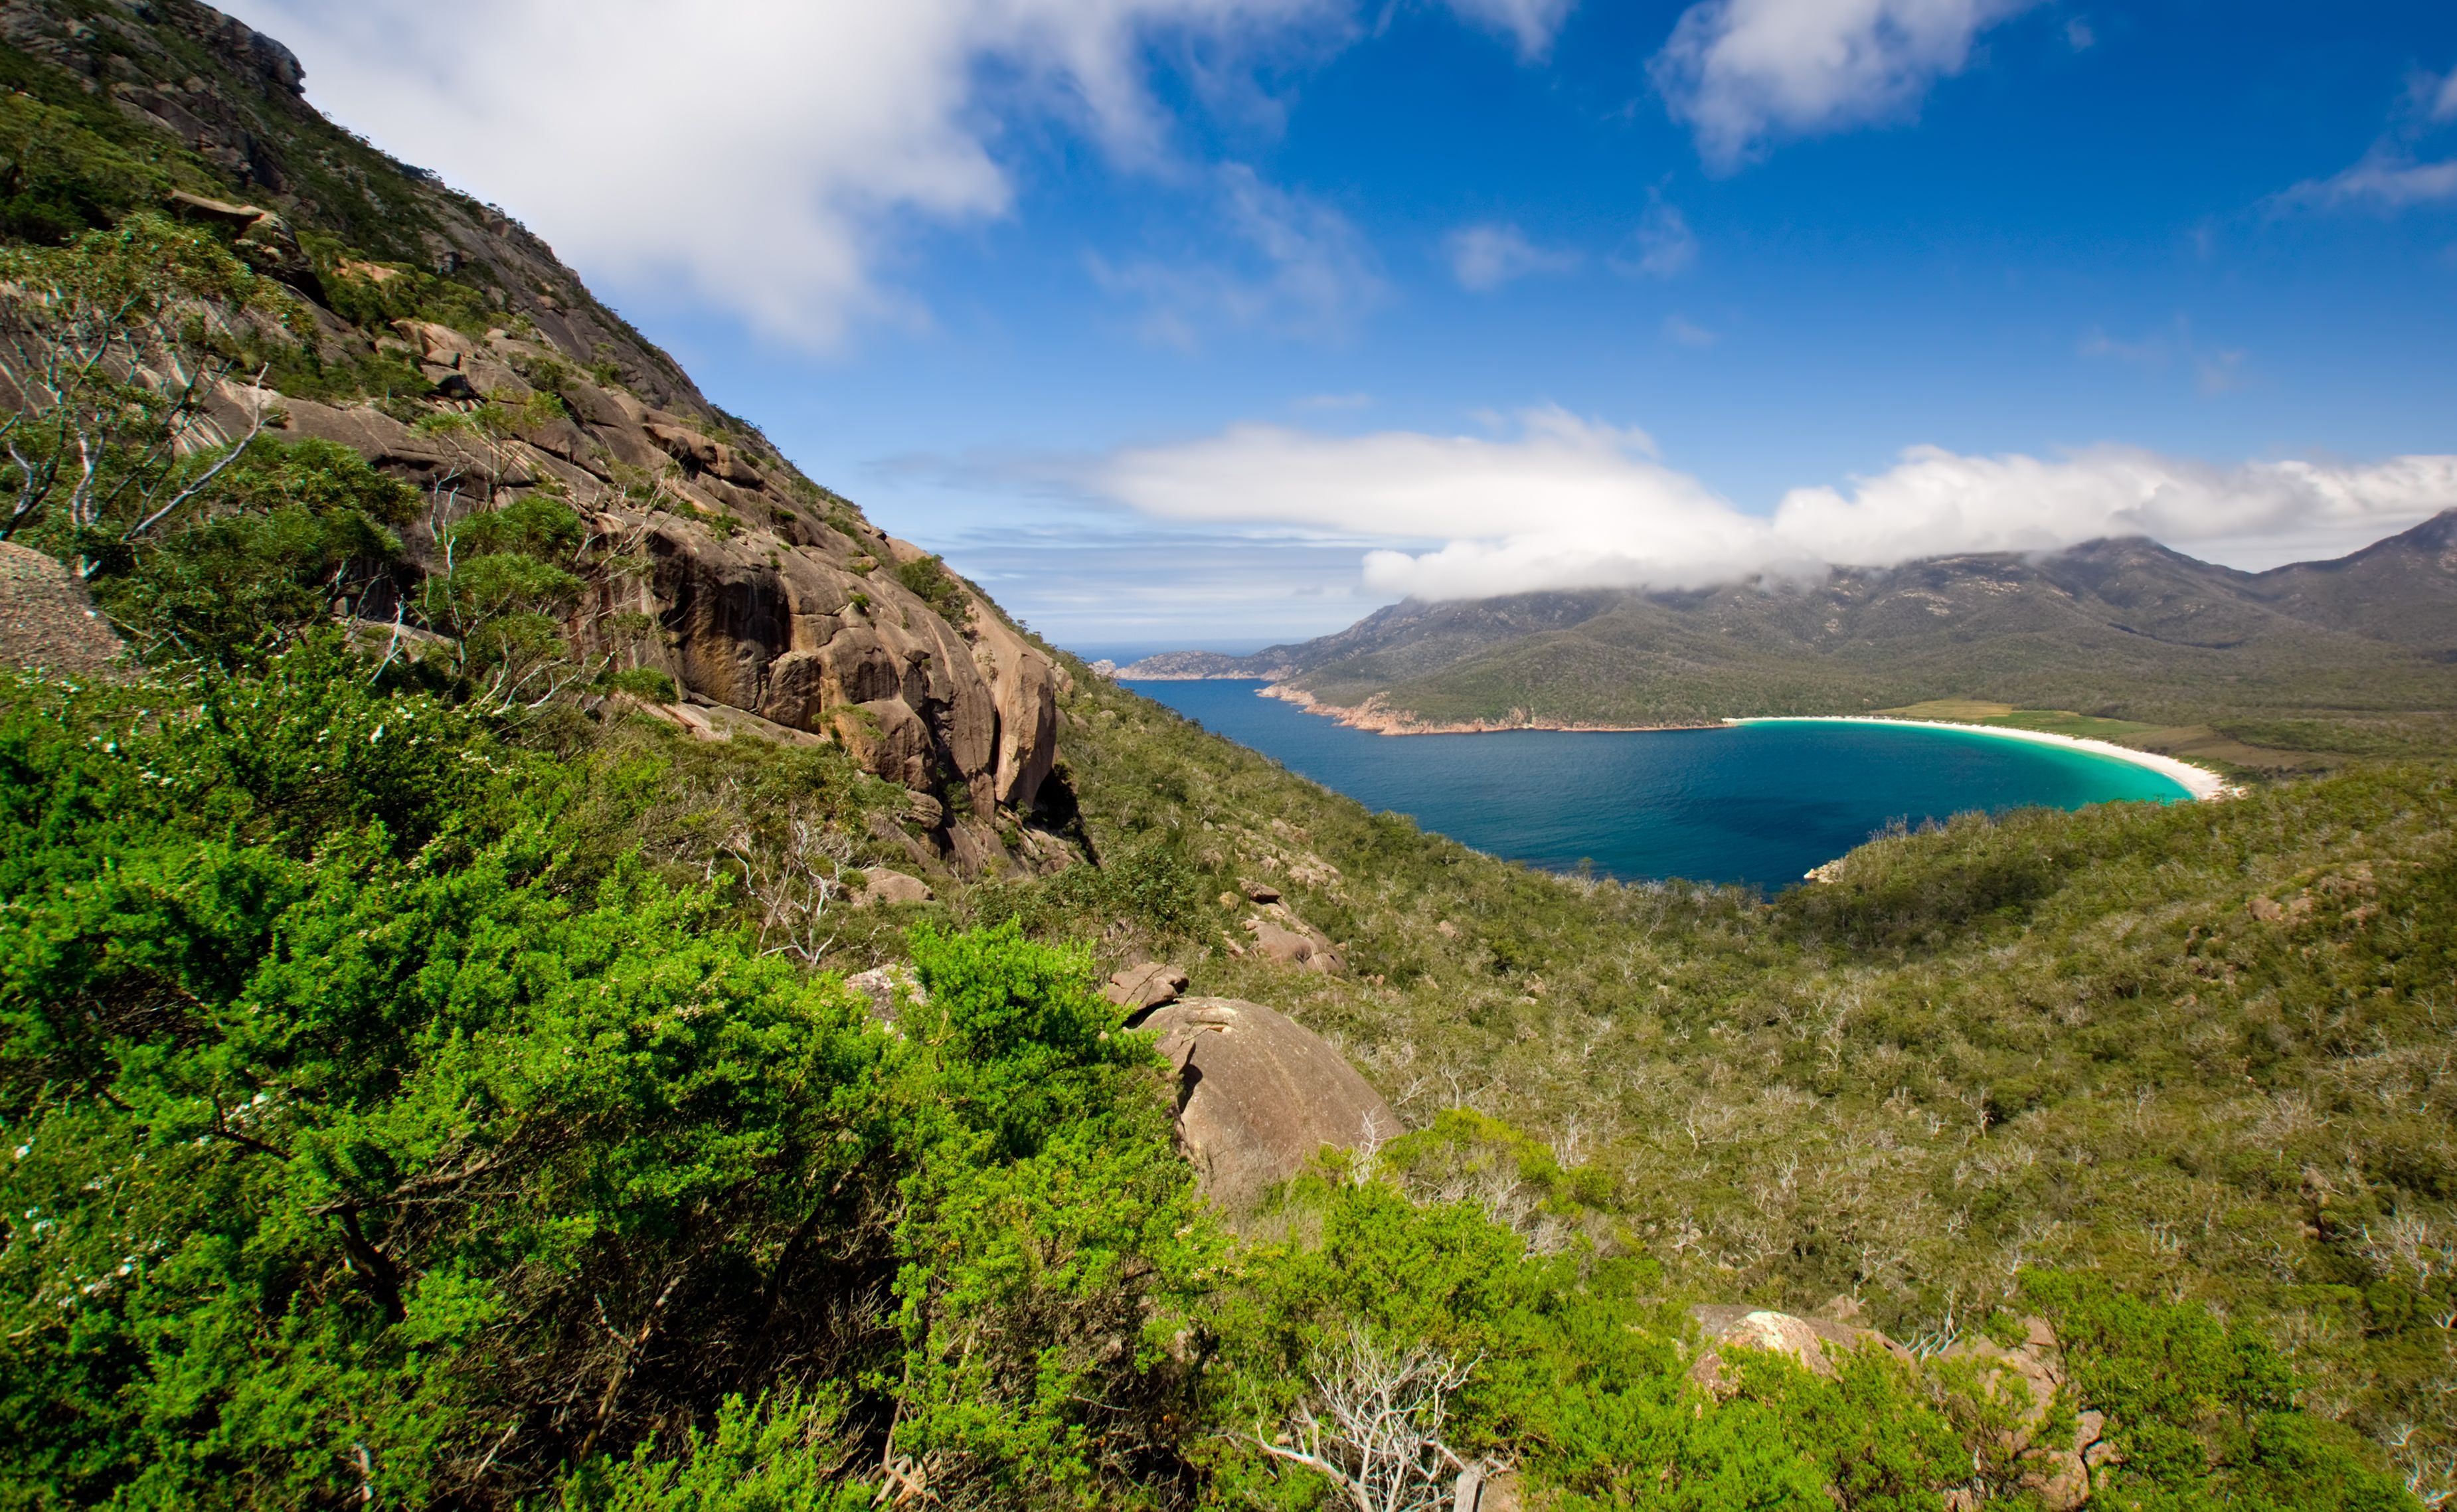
1444,222 -> 1580,290
1611,197 -> 1697,277
1074,408 -> 2457,600
2278,150 -> 2457,211
2272,62 -> 2457,213
1438,0 -> 1580,60
1651,0 -> 2038,169
1093,164 -> 1387,346
1663,314 -> 1719,347
2078,317 -> 2250,395
935,519 -> 1389,644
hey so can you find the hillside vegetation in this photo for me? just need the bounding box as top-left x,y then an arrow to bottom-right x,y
6,634 -> 2447,1511
0,3 -> 2449,1508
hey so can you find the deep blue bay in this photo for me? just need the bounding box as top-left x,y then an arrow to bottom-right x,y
1123,679 -> 2193,891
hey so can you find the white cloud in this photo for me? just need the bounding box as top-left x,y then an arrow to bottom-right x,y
2063,17 -> 2093,50
1651,0 -> 2037,169
1094,164 -> 1385,345
1769,446 -> 2456,571
1445,222 -> 1579,290
1611,199 -> 1697,277
2434,64 -> 2457,122
1439,0 -> 1580,59
222,0 -> 1337,346
2278,149 -> 2457,212
1083,410 -> 2457,600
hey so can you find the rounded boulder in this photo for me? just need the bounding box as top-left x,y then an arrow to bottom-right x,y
1137,997 -> 1401,1210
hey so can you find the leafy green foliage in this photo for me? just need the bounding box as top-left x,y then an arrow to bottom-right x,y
562,1391 -> 873,1511
963,835 -> 1214,941
2025,1273 -> 2413,1511
880,925 -> 1212,1501
0,653 -> 898,1507
0,216 -> 302,562
892,552 -> 969,622
0,654 -> 1218,1509
83,438 -> 419,665
0,89 -> 175,244
608,667 -> 681,703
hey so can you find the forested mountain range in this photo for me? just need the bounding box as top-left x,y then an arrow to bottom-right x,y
0,3 -> 2450,1509
1125,517 -> 2457,763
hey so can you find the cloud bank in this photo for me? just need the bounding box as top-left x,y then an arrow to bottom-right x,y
1088,410 -> 2457,601
1653,0 -> 2037,168
226,0 -> 1582,345
234,0 -> 1368,345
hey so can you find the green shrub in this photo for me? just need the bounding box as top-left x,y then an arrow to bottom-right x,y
84,438 -> 420,665
2024,1272 -> 2415,1511
608,667 -> 680,703
892,553 -> 968,621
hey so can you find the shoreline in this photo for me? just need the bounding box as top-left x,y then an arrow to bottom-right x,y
1727,716 -> 2239,801
1257,682 -> 1715,736
1231,683 -> 2237,801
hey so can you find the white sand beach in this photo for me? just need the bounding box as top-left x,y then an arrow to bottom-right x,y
1728,716 -> 2239,801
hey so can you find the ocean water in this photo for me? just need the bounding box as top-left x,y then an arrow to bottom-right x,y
1123,680 -> 2192,891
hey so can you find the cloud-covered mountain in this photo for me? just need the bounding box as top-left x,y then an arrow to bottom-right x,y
1121,513 -> 2457,745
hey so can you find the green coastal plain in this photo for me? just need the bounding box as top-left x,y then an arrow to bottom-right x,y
1,4 -> 2453,1509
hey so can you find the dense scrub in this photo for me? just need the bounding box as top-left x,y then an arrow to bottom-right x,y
1047,661 -> 2457,1501
1,642 -> 2426,1510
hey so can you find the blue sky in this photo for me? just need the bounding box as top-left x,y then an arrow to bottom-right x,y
232,0 -> 2457,655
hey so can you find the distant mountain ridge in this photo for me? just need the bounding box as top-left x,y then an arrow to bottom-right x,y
1120,516 -> 2457,752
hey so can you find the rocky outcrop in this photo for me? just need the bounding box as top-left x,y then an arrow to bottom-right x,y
1687,1302 -> 1913,1389
1690,1302 -> 2106,1511
0,542 -> 124,677
1,0 -> 1068,865
845,964 -> 925,1025
850,871 -> 933,908
1139,998 -> 1400,1209
1238,900 -> 1345,974
229,278 -> 1064,878
274,371 -> 1063,848
1938,1319 -> 2110,1511
1104,962 -> 1188,1011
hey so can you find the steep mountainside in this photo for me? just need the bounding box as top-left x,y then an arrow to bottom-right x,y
2246,511 -> 2457,655
0,0 -> 1066,871
1125,518 -> 2457,752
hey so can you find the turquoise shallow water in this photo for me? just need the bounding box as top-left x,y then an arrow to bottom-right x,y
1123,681 -> 2192,891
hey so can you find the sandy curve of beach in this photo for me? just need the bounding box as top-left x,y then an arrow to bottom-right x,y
1727,716 -> 2239,801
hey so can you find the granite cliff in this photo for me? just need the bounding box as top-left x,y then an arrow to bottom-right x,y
0,0 -> 1065,870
